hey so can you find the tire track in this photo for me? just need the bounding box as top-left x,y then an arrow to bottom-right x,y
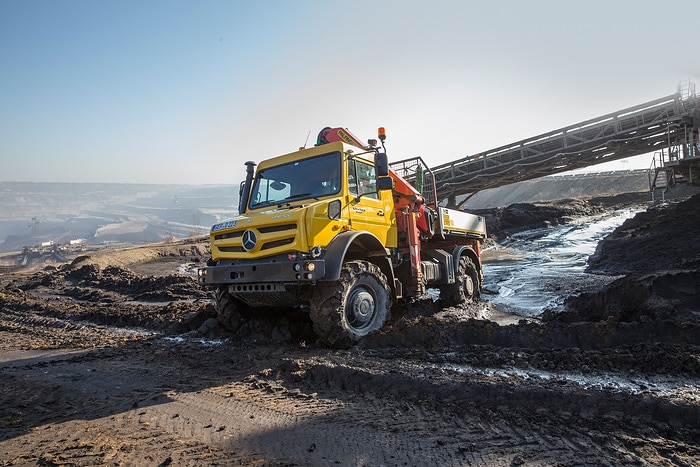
0,306 -> 153,348
131,380 -> 641,466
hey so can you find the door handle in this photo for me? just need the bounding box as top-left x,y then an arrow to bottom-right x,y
377,210 -> 385,216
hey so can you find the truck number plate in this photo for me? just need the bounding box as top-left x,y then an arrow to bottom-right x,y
211,220 -> 238,232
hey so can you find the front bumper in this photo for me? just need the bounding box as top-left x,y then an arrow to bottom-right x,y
198,257 -> 326,287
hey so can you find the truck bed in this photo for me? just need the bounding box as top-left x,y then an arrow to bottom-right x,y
435,207 -> 487,239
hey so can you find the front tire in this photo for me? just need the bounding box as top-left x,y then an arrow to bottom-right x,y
215,285 -> 248,332
440,255 -> 480,307
310,260 -> 391,348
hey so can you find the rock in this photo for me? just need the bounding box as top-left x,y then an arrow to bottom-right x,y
197,317 -> 219,334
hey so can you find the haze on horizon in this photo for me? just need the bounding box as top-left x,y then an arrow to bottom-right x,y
1,0 -> 698,185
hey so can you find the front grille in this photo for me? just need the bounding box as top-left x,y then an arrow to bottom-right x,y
261,237 -> 295,250
215,222 -> 298,255
259,223 -> 296,233
215,231 -> 242,241
219,246 -> 244,253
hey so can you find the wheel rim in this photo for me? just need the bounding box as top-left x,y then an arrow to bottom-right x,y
463,275 -> 474,297
345,286 -> 376,331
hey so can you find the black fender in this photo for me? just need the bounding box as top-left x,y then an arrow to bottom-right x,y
451,245 -> 482,279
322,231 -> 395,292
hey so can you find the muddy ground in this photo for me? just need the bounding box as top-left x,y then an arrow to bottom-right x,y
1,195 -> 699,466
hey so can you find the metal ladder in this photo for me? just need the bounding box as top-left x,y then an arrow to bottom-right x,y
649,150 -> 674,202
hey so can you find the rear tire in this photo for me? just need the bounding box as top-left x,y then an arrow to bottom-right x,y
440,255 -> 480,306
310,260 -> 391,348
215,285 -> 247,332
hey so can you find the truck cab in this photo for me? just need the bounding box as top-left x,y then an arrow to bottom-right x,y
215,142 -> 396,259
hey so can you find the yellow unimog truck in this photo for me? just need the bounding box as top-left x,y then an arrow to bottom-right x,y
198,127 -> 486,347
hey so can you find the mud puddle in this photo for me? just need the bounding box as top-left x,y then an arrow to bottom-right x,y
483,208 -> 641,317
161,336 -> 226,346
440,361 -> 700,400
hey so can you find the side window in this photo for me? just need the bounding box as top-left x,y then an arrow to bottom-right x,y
349,159 -> 378,199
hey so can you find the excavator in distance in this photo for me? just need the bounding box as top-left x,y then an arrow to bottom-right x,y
198,127 -> 486,347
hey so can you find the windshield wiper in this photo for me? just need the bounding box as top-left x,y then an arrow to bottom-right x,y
277,193 -> 319,207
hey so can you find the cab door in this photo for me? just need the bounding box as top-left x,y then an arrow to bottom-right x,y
348,158 -> 397,247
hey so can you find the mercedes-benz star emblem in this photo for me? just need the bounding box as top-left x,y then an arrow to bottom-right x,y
242,229 -> 257,251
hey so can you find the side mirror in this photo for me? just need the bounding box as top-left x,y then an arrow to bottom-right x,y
238,181 -> 247,212
375,152 -> 388,177
328,199 -> 341,220
376,176 -> 393,191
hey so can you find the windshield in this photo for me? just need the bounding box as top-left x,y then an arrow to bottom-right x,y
249,152 -> 342,209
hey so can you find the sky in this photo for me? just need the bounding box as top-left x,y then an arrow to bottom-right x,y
1,0 -> 698,185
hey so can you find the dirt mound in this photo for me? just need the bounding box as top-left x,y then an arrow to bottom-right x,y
9,261 -> 207,303
64,239 -> 209,270
587,193 -> 700,275
1,243 -> 216,346
560,270 -> 700,324
474,199 -> 608,241
464,171 -> 650,209
0,287 -> 214,344
560,194 -> 700,324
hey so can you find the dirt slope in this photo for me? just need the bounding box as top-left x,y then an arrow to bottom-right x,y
561,194 -> 700,324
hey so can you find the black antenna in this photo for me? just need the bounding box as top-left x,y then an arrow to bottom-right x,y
301,130 -> 311,149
